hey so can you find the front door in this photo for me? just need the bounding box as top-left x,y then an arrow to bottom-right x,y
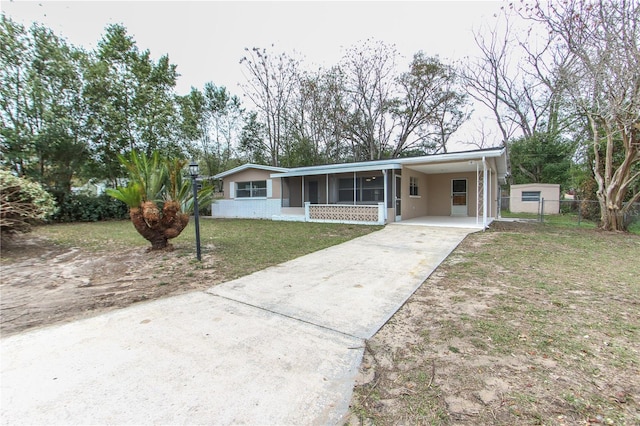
451,179 -> 468,216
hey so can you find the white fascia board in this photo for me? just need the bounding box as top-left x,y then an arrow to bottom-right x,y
397,148 -> 505,166
214,164 -> 290,179
399,148 -> 508,181
271,162 -> 402,178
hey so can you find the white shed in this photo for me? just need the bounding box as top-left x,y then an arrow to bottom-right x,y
509,184 -> 560,214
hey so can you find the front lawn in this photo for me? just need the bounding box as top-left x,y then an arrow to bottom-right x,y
30,218 -> 383,280
349,221 -> 640,425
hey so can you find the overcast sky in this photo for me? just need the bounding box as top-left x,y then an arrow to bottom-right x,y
2,1 -> 506,92
2,0 -> 508,148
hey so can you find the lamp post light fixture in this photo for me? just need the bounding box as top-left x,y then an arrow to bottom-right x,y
189,160 -> 202,261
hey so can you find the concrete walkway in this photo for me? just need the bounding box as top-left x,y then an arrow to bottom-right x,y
1,224 -> 475,425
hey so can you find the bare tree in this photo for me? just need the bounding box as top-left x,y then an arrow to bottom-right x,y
394,53 -> 470,155
528,0 -> 640,231
462,7 -> 597,200
240,47 -> 299,166
466,119 -> 500,150
288,66 -> 348,165
340,39 -> 399,160
462,12 -> 577,140
461,18 -> 525,146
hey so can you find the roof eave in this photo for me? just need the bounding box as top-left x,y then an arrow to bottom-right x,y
397,147 -> 505,166
214,163 -> 290,179
272,162 -> 402,178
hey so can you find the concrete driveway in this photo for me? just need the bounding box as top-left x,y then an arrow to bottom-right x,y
1,224 -> 475,425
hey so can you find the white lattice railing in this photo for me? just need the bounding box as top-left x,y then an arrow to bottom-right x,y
305,202 -> 385,224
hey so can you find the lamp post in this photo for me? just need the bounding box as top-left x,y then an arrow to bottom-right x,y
189,160 -> 202,261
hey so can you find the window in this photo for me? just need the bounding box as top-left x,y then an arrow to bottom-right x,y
236,180 -> 267,198
409,176 -> 419,196
338,176 -> 384,203
522,191 -> 541,202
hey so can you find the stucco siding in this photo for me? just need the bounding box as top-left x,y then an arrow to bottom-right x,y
425,173 -> 478,217
510,184 -> 560,214
221,169 -> 281,200
401,171 -> 429,220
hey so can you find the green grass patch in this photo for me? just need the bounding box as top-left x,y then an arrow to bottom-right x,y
501,210 -> 640,234
31,219 -> 381,280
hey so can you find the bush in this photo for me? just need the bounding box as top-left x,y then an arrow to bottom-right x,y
51,193 -> 129,223
0,170 -> 57,236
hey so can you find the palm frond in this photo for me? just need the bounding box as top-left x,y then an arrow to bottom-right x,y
116,151 -> 167,203
105,184 -> 142,207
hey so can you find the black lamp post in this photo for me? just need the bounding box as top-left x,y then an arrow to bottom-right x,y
189,160 -> 202,261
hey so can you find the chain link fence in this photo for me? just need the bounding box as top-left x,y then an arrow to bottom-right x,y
500,197 -> 640,229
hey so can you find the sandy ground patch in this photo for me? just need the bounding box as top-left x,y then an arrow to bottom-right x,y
1,235 -> 218,336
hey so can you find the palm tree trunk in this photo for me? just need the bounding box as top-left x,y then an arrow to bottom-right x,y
129,201 -> 190,250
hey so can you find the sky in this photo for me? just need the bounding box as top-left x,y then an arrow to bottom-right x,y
1,0 -> 509,147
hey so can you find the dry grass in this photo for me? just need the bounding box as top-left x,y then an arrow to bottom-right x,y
349,221 -> 640,425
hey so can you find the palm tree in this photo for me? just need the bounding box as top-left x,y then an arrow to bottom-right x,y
107,151 -> 211,251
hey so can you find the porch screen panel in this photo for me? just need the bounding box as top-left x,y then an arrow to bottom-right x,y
338,177 -> 383,203
362,177 -> 384,202
387,172 -> 393,208
338,178 -> 354,202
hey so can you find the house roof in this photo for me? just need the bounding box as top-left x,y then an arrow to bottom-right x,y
399,147 -> 508,178
213,163 -> 289,179
213,147 -> 509,182
271,147 -> 508,179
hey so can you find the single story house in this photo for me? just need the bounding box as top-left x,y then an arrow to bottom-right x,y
212,147 -> 509,229
509,183 -> 560,214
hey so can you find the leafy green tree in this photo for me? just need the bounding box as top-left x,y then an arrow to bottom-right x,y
0,16 -> 32,176
178,84 -> 245,175
28,24 -> 89,193
508,132 -> 574,189
238,111 -> 268,164
0,169 -> 57,237
0,16 -> 88,192
106,150 -> 212,251
83,24 -> 181,186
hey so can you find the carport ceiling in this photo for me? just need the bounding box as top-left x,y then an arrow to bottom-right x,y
405,161 -> 480,174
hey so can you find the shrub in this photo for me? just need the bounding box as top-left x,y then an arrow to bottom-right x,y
51,193 -> 129,223
0,170 -> 57,236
